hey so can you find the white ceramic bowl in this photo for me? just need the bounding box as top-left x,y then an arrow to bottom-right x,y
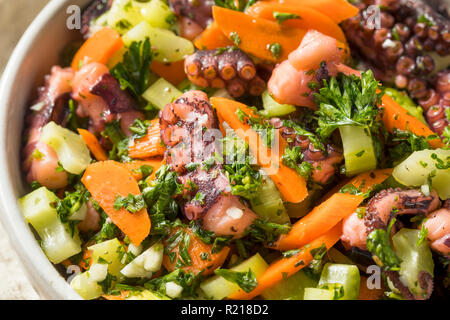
0,0 -> 94,300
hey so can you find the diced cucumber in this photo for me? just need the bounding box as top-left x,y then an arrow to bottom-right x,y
102,0 -> 176,34
200,253 -> 268,300
303,287 -> 334,300
392,229 -> 434,298
339,125 -> 377,176
139,0 -> 175,29
120,243 -> 164,279
318,263 -> 360,300
123,21 -> 194,63
142,77 -> 183,109
88,238 -> 126,277
384,88 -> 427,124
127,290 -> 170,300
250,172 -> 290,224
70,271 -> 103,300
68,202 -> 87,221
261,270 -> 317,300
392,148 -> 450,199
40,121 -> 92,175
106,0 -> 145,34
19,187 -> 81,264
260,90 -> 296,118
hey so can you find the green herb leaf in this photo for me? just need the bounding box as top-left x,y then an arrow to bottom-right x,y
111,38 -> 152,97
214,268 -> 258,293
268,43 -> 282,59
273,11 -> 301,24
314,70 -> 382,139
113,193 -> 146,213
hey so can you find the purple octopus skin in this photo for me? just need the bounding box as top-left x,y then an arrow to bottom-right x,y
169,0 -> 214,29
417,270 -> 434,300
90,73 -> 139,114
385,270 -> 415,300
364,188 -> 441,234
81,0 -> 113,38
341,0 -> 450,136
422,70 -> 450,137
159,89 -> 228,220
23,67 -> 75,166
269,118 -> 343,185
159,90 -> 258,238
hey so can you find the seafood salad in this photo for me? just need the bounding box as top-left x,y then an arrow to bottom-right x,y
18,0 -> 449,300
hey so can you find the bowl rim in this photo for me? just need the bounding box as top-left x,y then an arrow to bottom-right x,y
0,0 -> 82,300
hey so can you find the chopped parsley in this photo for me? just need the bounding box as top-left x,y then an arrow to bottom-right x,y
229,32 -> 241,46
113,193 -> 146,213
268,43 -> 282,59
111,38 -> 152,97
314,70 -> 383,139
129,118 -> 151,139
214,268 -> 258,293
273,11 -> 301,24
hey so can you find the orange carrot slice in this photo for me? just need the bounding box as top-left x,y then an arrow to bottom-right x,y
71,27 -> 124,71
245,2 -> 347,44
128,119 -> 166,159
82,161 -> 151,246
103,291 -> 130,300
150,60 -> 187,86
211,97 -> 308,203
212,6 -> 307,63
78,129 -> 108,161
228,222 -> 342,299
273,193 -> 363,251
163,228 -> 231,276
379,95 -> 443,149
123,158 -> 164,181
321,168 -> 393,203
268,0 -> 359,24
194,21 -> 234,50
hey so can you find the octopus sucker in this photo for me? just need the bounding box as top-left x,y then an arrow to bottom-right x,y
160,90 -> 257,238
269,117 -> 343,185
342,0 -> 450,137
184,48 -> 266,98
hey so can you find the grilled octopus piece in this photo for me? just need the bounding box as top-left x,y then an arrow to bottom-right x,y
343,187 -> 441,300
160,90 -> 258,238
72,62 -> 143,135
269,118 -> 343,185
341,0 -> 450,137
90,73 -> 138,114
185,48 -> 266,98
23,66 -> 75,189
169,0 -> 213,29
81,0 -> 113,38
364,188 -> 441,234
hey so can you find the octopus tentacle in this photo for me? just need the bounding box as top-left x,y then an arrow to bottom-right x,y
341,0 -> 450,137
160,90 -> 258,237
364,188 -> 440,234
269,118 -> 343,185
184,48 -> 266,98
